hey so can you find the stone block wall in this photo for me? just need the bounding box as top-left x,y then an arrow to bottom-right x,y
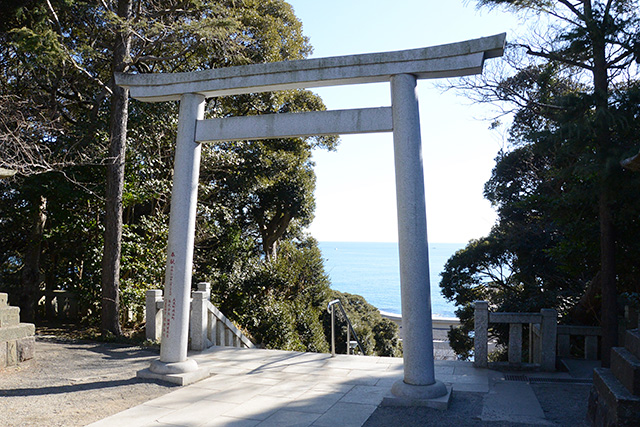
0,292 -> 35,369
588,328 -> 640,426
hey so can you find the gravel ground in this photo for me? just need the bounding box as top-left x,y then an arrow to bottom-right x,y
0,336 -> 176,427
531,383 -> 591,426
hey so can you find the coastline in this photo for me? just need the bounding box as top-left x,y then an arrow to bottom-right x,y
320,241 -> 462,319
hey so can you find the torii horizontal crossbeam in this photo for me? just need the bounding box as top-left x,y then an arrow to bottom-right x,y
116,33 -> 505,102
195,107 -> 393,142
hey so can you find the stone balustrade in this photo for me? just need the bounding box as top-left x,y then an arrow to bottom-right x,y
556,324 -> 601,360
145,283 -> 254,351
474,301 -> 557,371
474,300 -> 609,371
38,290 -> 80,320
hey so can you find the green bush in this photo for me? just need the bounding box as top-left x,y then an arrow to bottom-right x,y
208,237 -> 330,352
207,237 -> 401,356
322,290 -> 402,357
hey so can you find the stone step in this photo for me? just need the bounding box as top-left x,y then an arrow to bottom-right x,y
625,329 -> 640,360
0,293 -> 7,308
611,346 -> 640,395
0,323 -> 35,343
588,367 -> 640,426
0,335 -> 35,369
0,305 -> 20,328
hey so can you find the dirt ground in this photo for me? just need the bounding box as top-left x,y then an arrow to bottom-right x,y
0,334 -> 176,427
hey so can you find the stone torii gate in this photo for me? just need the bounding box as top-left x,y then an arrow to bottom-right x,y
116,33 -> 505,405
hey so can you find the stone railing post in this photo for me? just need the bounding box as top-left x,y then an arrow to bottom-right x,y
190,291 -> 207,351
197,282 -> 211,300
540,308 -> 557,371
557,332 -> 570,358
474,301 -> 489,368
145,290 -> 163,341
585,335 -> 599,360
509,323 -> 523,364
532,324 -> 541,364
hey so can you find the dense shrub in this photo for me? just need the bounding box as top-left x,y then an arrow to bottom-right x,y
209,237 -> 330,353
322,290 -> 402,357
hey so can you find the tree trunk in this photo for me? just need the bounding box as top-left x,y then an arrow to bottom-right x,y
599,192 -> 617,367
45,252 -> 57,320
568,271 -> 600,325
19,195 -> 47,323
260,211 -> 292,260
100,0 -> 132,336
589,3 -> 618,367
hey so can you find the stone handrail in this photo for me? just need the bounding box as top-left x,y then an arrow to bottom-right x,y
145,283 -> 254,351
556,324 -> 601,360
474,301 -> 557,371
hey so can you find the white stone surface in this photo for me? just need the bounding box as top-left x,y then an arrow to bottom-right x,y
90,347 -> 580,427
159,93 -> 205,365
474,300 -> 489,368
144,289 -> 162,341
195,107 -> 392,142
390,73 -> 439,392
116,34 -> 506,102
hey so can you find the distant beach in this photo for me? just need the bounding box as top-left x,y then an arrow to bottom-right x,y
318,241 -> 463,318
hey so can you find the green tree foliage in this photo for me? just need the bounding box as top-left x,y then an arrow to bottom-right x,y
207,238 -> 331,352
0,1 -> 314,320
442,1 -> 640,361
322,290 -> 402,357
0,0 -> 397,355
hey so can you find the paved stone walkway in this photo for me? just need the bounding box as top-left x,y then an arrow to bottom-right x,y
88,346 -> 589,427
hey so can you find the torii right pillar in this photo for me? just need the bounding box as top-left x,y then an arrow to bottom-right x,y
386,73 -> 450,408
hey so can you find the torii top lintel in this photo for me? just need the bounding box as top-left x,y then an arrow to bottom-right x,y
115,33 -> 506,103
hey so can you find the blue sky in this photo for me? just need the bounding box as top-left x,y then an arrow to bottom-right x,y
286,1 -> 522,243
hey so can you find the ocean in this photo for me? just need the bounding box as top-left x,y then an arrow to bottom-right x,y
318,241 -> 463,318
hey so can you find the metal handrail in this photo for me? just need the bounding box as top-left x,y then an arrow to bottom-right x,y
327,299 -> 366,356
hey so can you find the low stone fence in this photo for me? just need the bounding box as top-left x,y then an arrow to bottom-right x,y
474,300 -> 557,371
556,324 -> 601,360
145,282 -> 254,351
474,301 -> 606,370
38,290 -> 142,323
38,290 -> 81,320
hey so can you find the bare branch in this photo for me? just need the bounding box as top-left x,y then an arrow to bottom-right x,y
556,0 -> 585,21
604,0 -> 614,19
515,43 -> 594,71
45,0 -> 114,95
99,0 -> 111,13
0,95 -> 106,177
132,43 -> 198,67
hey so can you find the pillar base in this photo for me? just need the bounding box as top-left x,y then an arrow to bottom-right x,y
150,358 -> 198,374
137,358 -> 210,386
383,380 -> 451,409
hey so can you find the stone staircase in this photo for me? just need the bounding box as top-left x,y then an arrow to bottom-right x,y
588,324 -> 640,426
0,293 -> 35,369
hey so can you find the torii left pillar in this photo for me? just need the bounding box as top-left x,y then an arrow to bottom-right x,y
142,93 -> 210,384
